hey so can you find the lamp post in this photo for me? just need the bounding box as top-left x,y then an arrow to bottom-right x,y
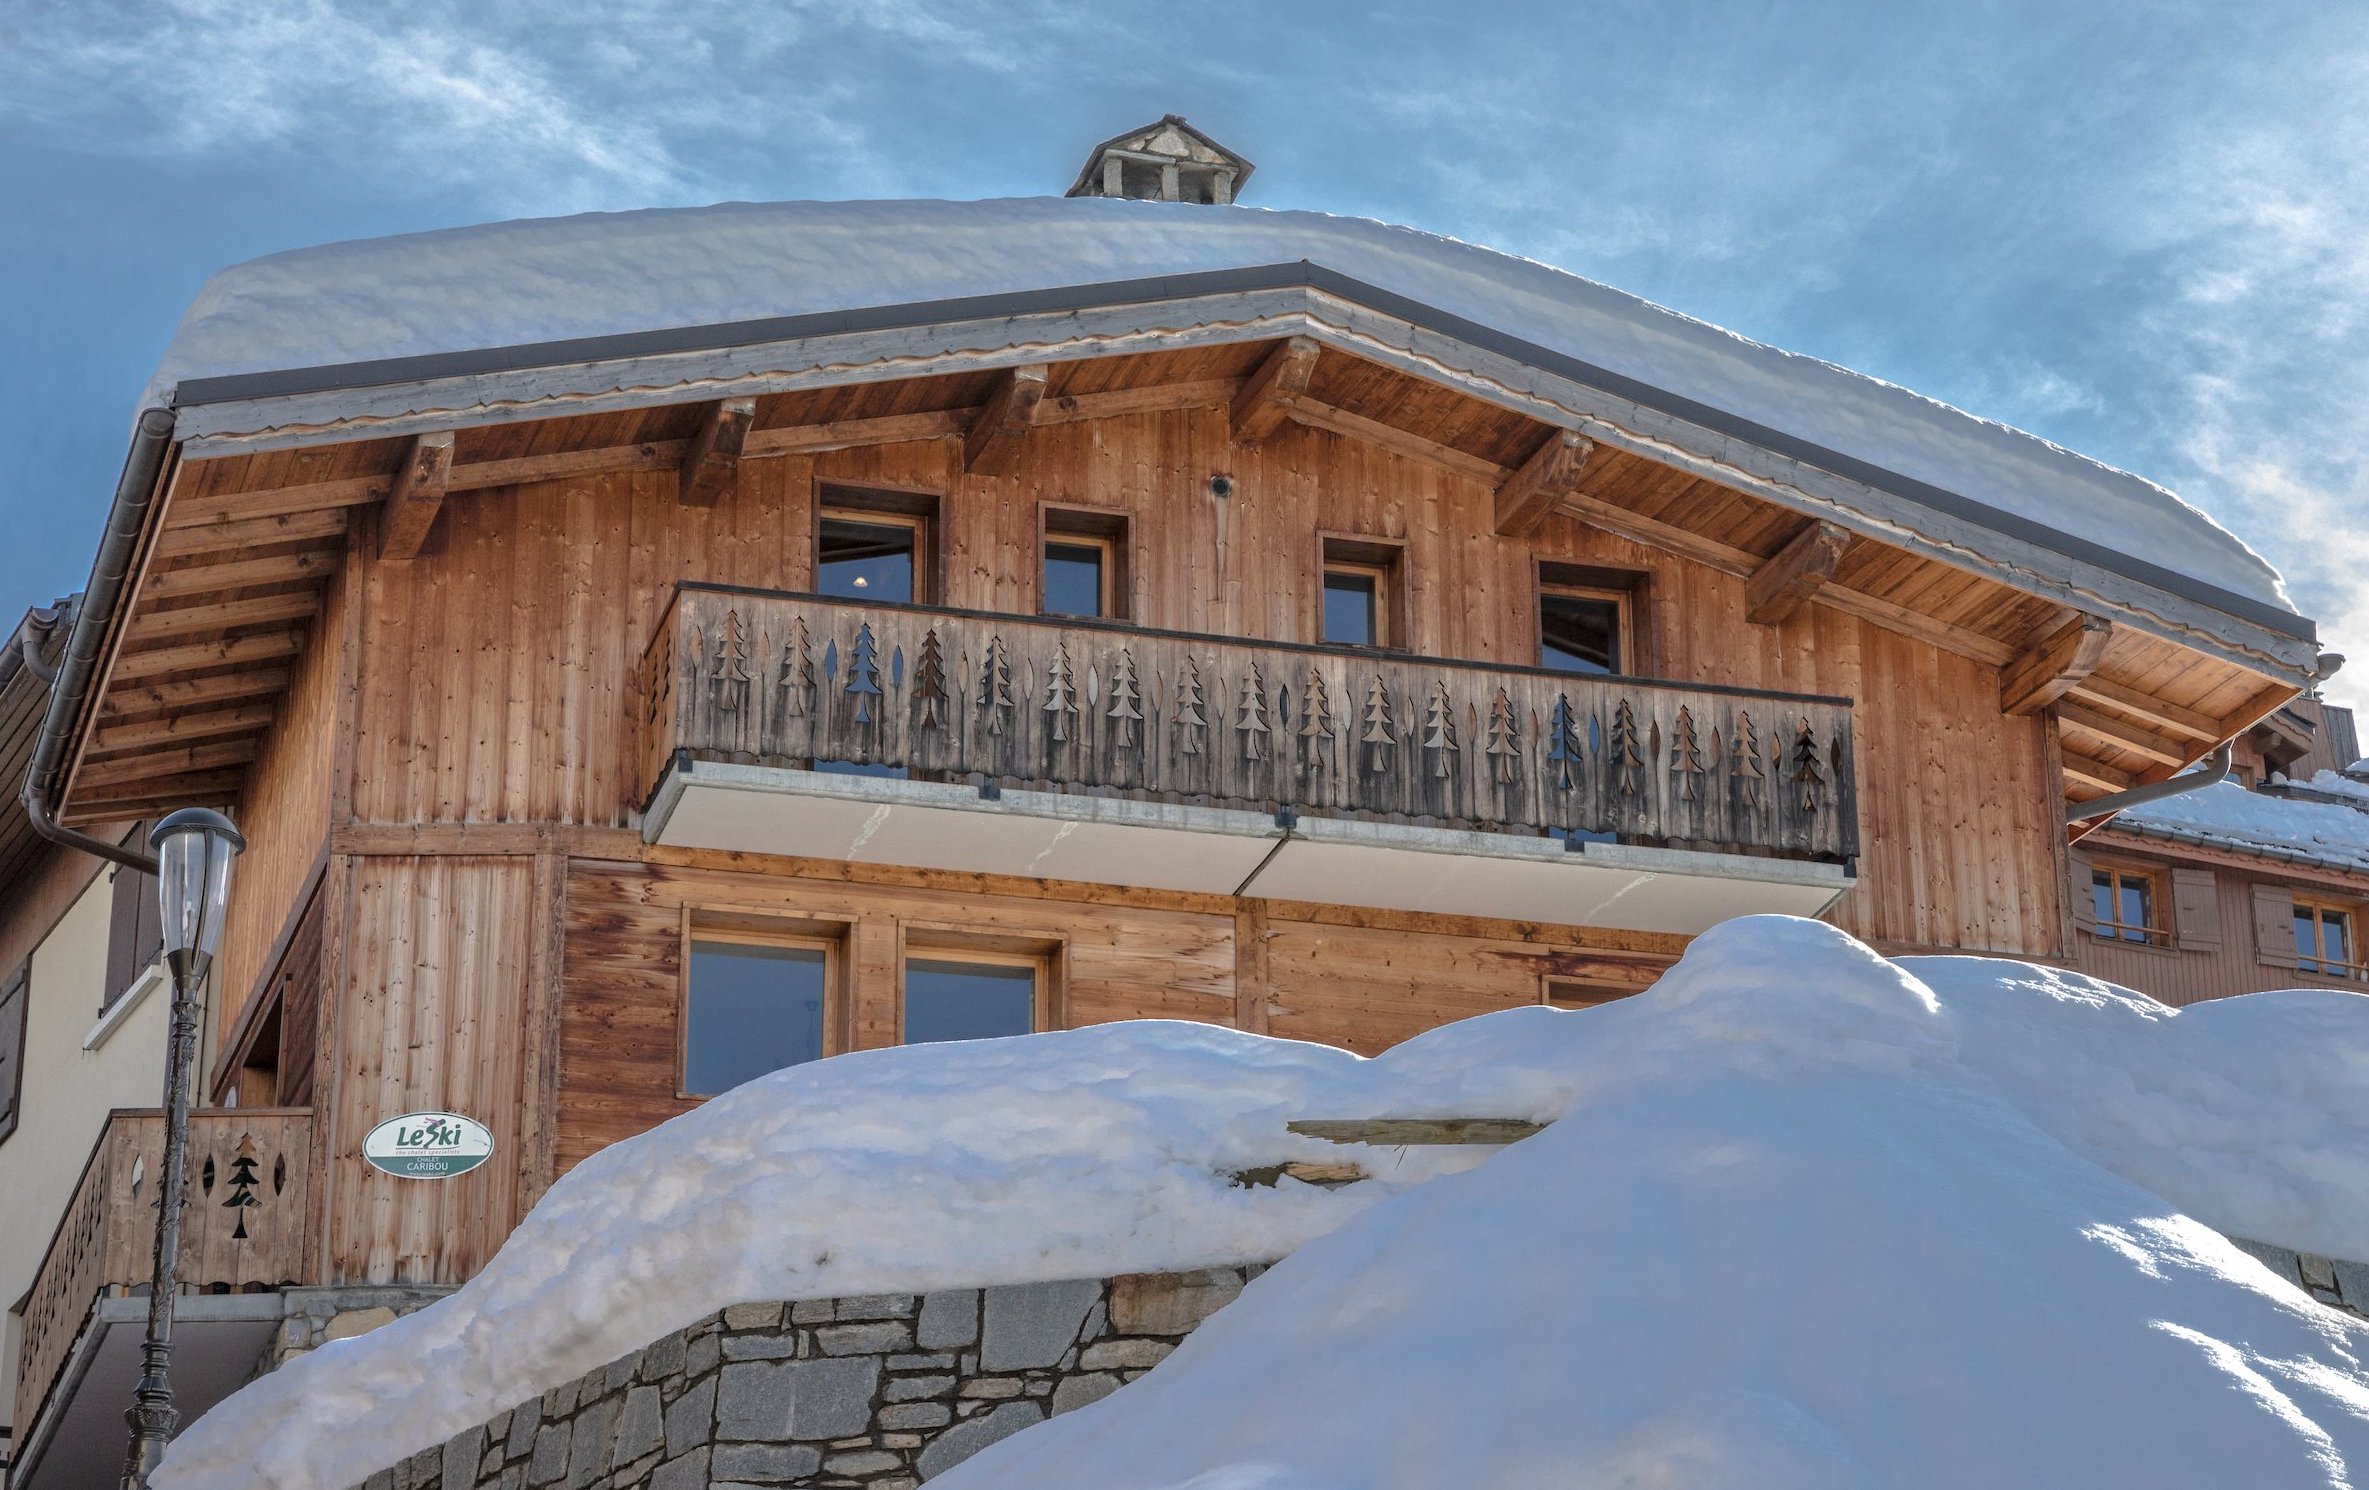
121,808 -> 244,1490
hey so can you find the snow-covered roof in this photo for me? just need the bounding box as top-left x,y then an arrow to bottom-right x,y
146,196 -> 2297,626
2117,779 -> 2369,875
155,917 -> 2369,1490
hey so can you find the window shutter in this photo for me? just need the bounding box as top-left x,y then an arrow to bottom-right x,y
2171,869 -> 2221,952
104,864 -> 145,1007
0,961 -> 27,1145
2252,882 -> 2300,969
2070,854 -> 2097,934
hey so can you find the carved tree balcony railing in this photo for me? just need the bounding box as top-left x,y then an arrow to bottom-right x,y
13,1108 -> 312,1442
644,586 -> 1858,861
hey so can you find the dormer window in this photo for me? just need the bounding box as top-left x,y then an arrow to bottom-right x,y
1067,116 -> 1253,205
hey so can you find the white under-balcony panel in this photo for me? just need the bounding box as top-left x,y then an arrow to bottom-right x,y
645,762 -> 1854,933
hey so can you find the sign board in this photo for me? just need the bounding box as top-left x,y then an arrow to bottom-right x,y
363,1112 -> 494,1179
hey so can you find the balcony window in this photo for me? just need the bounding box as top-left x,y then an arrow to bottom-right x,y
1540,589 -> 1624,676
903,954 -> 1039,1045
2296,900 -> 2363,978
2090,865 -> 2166,945
1041,506 -> 1130,620
818,501 -> 931,604
1321,536 -> 1404,648
683,938 -> 832,1096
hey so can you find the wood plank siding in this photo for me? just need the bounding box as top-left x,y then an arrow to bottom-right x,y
2072,832 -> 2369,1006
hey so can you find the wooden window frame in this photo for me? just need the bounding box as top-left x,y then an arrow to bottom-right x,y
815,486 -> 943,605
676,907 -> 854,1101
2088,861 -> 2173,949
1038,504 -> 1132,620
897,924 -> 1064,1045
0,959 -> 26,1147
1318,534 -> 1408,651
1534,560 -> 1647,678
1541,976 -> 1635,1010
2292,897 -> 2369,981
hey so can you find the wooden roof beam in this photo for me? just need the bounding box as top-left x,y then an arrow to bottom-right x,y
963,366 -> 1049,475
145,549 -> 336,601
2054,702 -> 2191,767
1229,337 -> 1320,446
1493,430 -> 1594,536
676,396 -> 756,507
1744,519 -> 1855,627
88,701 -> 277,755
2061,752 -> 2140,793
1276,397 -> 1508,484
76,738 -> 261,790
107,630 -> 308,683
2001,614 -> 2112,716
2063,676 -> 2220,741
379,431 -> 455,560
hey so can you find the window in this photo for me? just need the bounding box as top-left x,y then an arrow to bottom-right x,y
1537,564 -> 1637,676
103,853 -> 163,1014
1041,508 -> 1129,620
1320,537 -> 1404,648
817,492 -> 936,604
0,961 -> 25,1145
903,954 -> 1039,1045
683,938 -> 833,1096
2090,865 -> 2167,945
2295,900 -> 2364,979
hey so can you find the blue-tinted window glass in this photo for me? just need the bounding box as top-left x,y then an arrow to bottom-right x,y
1540,593 -> 1621,675
2327,912 -> 2351,971
685,942 -> 827,1095
903,958 -> 1035,1045
818,516 -> 915,602
1044,542 -> 1105,618
2090,871 -> 2117,939
1322,571 -> 1378,646
2118,881 -> 2150,942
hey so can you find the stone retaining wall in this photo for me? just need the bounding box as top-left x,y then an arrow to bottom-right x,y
348,1265 -> 1268,1490
2232,1237 -> 2369,1319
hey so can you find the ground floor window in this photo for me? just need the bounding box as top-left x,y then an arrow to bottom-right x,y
903,954 -> 1039,1045
683,939 -> 831,1096
2295,900 -> 2363,979
2090,865 -> 2166,945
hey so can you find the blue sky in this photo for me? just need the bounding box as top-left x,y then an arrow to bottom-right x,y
4,0 -> 2365,717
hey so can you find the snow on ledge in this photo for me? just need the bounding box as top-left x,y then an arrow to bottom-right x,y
2118,779 -> 2369,874
155,917 -> 2369,1490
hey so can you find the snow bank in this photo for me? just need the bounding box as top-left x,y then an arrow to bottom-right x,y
156,918 -> 2369,1490
2120,779 -> 2369,872
147,196 -> 2289,614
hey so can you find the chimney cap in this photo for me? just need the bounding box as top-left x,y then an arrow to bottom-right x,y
1067,115 -> 1254,204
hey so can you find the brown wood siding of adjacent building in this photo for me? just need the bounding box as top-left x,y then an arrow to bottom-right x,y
343,409 -> 2064,957
213,560 -> 348,1042
2071,836 -> 2369,1006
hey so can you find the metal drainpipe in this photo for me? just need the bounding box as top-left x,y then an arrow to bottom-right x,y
19,407 -> 178,875
2067,740 -> 2233,824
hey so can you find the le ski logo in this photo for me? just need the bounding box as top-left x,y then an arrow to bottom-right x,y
362,1112 -> 494,1179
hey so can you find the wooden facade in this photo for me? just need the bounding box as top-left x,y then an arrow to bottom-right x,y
8,264 -> 2319,1357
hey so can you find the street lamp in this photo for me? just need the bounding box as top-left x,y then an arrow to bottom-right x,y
121,808 -> 244,1490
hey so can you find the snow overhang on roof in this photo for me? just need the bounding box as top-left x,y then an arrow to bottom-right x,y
143,196 -> 2311,655
2115,781 -> 2369,876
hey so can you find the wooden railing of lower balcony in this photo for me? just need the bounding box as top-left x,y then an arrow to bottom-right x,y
13,1108 -> 312,1442
645,586 -> 1858,861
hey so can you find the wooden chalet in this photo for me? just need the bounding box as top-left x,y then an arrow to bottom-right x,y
2,121 -> 2335,1483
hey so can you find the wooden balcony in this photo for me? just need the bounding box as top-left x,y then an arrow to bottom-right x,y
640,586 -> 1859,929
12,1110 -> 311,1474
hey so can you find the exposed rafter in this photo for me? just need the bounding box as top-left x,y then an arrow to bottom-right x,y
2001,614 -> 2112,716
676,396 -> 757,507
963,366 -> 1049,475
1492,429 -> 1593,536
379,431 -> 455,561
1229,337 -> 1319,446
1744,520 -> 1856,627
2054,702 -> 2191,767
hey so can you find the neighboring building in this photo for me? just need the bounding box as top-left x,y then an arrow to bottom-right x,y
2074,696 -> 2369,1005
1,124 -> 2337,1484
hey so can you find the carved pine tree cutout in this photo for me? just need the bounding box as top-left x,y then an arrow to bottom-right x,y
1731,711 -> 1763,809
222,1136 -> 263,1241
711,608 -> 752,713
777,616 -> 814,717
1422,679 -> 1459,778
1236,664 -> 1271,761
1107,649 -> 1144,746
1547,694 -> 1582,791
845,623 -> 883,725
1791,717 -> 1825,812
1669,705 -> 1705,802
1608,698 -> 1645,796
1043,640 -> 1080,743
912,629 -> 949,728
1485,688 -> 1522,784
1175,658 -> 1209,756
1360,674 -> 1396,775
1300,665 -> 1334,742
978,635 -> 1016,735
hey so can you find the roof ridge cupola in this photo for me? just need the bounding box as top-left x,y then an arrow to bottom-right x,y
1066,115 -> 1252,204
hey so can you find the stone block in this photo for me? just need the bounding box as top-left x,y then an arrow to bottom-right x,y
712,1442 -> 823,1481
824,1449 -> 904,1475
1052,1372 -> 1123,1416
980,1280 -> 1100,1370
887,1352 -> 956,1371
789,1299 -> 836,1324
684,1332 -> 722,1379
836,1293 -> 918,1320
917,1401 -> 1045,1479
724,1302 -> 784,1330
1109,1269 -> 1245,1337
882,1431 -> 924,1448
2302,1252 -> 2339,1290
528,1423 -> 570,1486
816,1320 -> 912,1355
324,1305 -> 399,1342
2230,1236 -> 2303,1285
362,1472 -> 395,1490
604,1351 -> 642,1396
639,1329 -> 687,1382
406,1445 -> 445,1487
2331,1258 -> 2369,1312
723,1333 -> 799,1361
506,1400 -> 542,1461
613,1386 -> 665,1467
788,1355 -> 882,1440
883,1375 -> 954,1402
959,1377 -> 1025,1399
442,1425 -> 487,1488
664,1375 -> 716,1458
649,1447 -> 709,1490
879,1401 -> 952,1430
916,1289 -> 980,1349
717,1361 -> 795,1441
1081,1338 -> 1173,1371
565,1394 -> 622,1489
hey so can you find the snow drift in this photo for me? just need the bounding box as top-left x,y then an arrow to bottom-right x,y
156,917 -> 2369,1490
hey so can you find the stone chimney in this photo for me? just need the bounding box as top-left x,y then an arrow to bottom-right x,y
1066,116 -> 1253,205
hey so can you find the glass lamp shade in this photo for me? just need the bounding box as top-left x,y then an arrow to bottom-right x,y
149,808 -> 246,975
